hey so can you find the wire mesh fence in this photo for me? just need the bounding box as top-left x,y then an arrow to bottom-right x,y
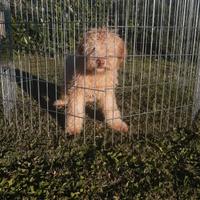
0,0 -> 200,144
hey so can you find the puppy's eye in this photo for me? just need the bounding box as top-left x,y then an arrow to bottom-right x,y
87,48 -> 95,56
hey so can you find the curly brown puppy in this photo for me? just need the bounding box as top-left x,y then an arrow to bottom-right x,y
54,28 -> 128,135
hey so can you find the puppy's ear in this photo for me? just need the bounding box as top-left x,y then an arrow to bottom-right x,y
118,42 -> 127,66
77,40 -> 84,55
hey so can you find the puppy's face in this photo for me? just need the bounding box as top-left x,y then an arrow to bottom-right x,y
77,29 -> 126,73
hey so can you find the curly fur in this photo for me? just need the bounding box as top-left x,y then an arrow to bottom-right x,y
54,28 -> 128,135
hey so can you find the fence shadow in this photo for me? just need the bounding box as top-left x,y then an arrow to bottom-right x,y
15,69 -> 65,129
15,69 -> 104,132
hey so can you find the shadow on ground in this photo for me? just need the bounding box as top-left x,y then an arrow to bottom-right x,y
15,69 -> 65,129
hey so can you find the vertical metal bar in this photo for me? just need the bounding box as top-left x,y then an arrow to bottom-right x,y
173,0 -> 187,127
55,0 -> 60,138
93,0 -> 97,145
82,0 -> 86,144
138,0 -> 148,136
50,0 -> 58,137
24,0 -> 32,134
129,0 -> 138,139
104,3 -> 108,146
192,27 -> 200,120
63,0 -> 68,141
153,0 -> 165,133
110,0 -> 117,145
42,0 -> 49,136
121,0 -> 129,142
35,0 -> 41,135
11,0 -> 19,130
166,0 -> 180,130
179,0 -> 194,126
145,0 -> 156,135
159,0 -> 172,131
189,1 -> 200,123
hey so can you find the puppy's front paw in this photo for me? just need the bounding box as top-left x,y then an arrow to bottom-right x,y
110,120 -> 128,133
65,126 -> 81,135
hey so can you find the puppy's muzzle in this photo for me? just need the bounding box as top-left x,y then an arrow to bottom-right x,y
96,58 -> 105,68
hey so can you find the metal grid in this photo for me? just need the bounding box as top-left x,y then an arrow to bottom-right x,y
1,0 -> 200,144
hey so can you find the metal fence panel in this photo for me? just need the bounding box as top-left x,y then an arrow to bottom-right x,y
0,0 -> 200,144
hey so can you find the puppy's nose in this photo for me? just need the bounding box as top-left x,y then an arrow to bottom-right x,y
96,58 -> 105,66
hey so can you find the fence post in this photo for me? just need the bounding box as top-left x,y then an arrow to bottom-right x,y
192,45 -> 200,121
0,10 -> 5,39
0,0 -> 16,122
